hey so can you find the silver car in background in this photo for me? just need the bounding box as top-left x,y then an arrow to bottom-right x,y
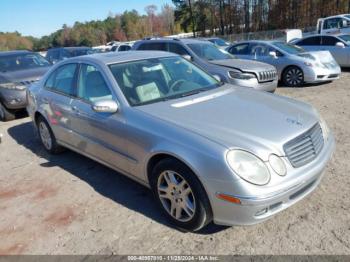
133,38 -> 278,92
227,41 -> 341,87
292,34 -> 350,67
27,51 -> 335,231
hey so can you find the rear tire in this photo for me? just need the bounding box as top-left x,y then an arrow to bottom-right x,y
282,66 -> 304,87
36,116 -> 64,154
150,158 -> 212,232
0,102 -> 16,121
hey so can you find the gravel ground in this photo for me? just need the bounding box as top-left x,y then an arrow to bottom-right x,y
0,71 -> 349,255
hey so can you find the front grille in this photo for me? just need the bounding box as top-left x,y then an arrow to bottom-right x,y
258,70 -> 277,82
284,123 -> 324,168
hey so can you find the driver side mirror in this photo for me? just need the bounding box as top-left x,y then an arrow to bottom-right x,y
92,100 -> 118,113
269,51 -> 278,59
335,42 -> 345,48
182,54 -> 193,61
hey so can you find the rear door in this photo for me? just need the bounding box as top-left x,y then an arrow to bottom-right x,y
69,63 -> 131,173
40,63 -> 78,145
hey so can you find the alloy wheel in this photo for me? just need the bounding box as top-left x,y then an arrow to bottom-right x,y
285,68 -> 303,87
157,170 -> 196,222
39,121 -> 52,150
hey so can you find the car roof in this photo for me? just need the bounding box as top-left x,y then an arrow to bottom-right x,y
67,50 -> 178,65
321,14 -> 350,19
48,47 -> 91,51
0,50 -> 31,56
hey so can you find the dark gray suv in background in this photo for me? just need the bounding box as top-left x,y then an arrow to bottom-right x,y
133,38 -> 277,92
0,50 -> 51,121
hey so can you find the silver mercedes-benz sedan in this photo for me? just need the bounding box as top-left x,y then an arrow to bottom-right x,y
27,51 -> 335,231
226,41 -> 341,87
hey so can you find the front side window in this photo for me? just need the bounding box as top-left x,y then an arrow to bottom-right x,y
187,43 -> 233,60
338,34 -> 350,44
77,64 -> 112,103
119,45 -> 131,51
0,53 -> 50,72
249,43 -> 271,57
45,63 -> 77,96
322,36 -> 339,46
323,18 -> 343,29
297,37 -> 321,46
229,44 -> 250,55
109,56 -> 221,106
168,43 -> 189,56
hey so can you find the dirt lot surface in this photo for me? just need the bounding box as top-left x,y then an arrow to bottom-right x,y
0,71 -> 350,255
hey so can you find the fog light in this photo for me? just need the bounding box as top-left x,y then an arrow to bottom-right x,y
255,208 -> 268,216
216,193 -> 241,204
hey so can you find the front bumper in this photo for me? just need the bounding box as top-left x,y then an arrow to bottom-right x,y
303,65 -> 341,83
204,133 -> 335,226
229,78 -> 277,93
0,88 -> 27,110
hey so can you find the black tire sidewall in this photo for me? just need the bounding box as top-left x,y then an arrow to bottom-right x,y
0,102 -> 15,121
283,66 -> 304,87
150,158 -> 212,232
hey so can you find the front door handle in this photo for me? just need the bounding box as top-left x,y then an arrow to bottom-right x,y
71,105 -> 80,114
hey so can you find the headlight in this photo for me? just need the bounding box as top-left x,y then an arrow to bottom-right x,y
0,83 -> 26,90
319,115 -> 329,140
269,154 -> 287,176
226,150 -> 270,185
229,71 -> 256,80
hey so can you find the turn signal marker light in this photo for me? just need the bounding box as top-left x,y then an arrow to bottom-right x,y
216,193 -> 241,204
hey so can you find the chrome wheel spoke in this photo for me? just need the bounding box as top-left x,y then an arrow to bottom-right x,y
157,170 -> 196,222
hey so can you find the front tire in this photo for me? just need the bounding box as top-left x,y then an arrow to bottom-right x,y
150,158 -> 212,232
0,102 -> 16,121
282,66 -> 304,87
37,116 -> 64,154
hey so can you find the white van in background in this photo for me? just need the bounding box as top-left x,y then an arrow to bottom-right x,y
317,14 -> 350,34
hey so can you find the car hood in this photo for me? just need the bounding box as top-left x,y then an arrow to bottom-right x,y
137,85 -> 319,159
0,66 -> 51,85
209,59 -> 275,73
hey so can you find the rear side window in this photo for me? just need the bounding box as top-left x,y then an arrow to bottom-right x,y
45,64 -> 77,96
168,43 -> 189,56
119,45 -> 131,51
296,37 -> 321,46
322,36 -> 339,46
229,44 -> 250,55
137,42 -> 167,51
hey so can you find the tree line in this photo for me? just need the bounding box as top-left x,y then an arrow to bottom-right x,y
1,0 -> 350,51
174,0 -> 350,36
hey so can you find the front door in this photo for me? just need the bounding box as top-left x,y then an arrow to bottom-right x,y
69,63 -> 131,174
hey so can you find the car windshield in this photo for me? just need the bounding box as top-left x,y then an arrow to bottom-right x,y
0,53 -> 50,72
188,43 -> 234,60
272,42 -> 306,54
209,38 -> 229,46
338,35 -> 350,44
109,56 -> 221,106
